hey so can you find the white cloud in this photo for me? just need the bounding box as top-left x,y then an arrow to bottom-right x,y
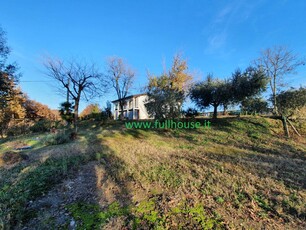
205,0 -> 260,53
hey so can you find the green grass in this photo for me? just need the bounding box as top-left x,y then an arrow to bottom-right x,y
67,201 -> 129,229
0,133 -> 46,154
0,116 -> 305,229
0,154 -> 94,228
99,116 -> 306,229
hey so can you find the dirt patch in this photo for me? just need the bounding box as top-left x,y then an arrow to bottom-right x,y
0,151 -> 28,166
20,161 -> 131,229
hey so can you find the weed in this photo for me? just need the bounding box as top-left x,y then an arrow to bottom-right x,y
67,201 -> 129,229
0,155 -> 89,228
133,199 -> 165,228
171,202 -> 225,229
145,164 -> 182,188
215,196 -> 225,204
43,132 -> 70,146
253,194 -> 273,213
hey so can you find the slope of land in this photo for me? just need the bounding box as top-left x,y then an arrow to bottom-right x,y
0,116 -> 305,229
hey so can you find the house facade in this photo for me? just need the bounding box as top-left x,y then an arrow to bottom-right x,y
111,94 -> 150,120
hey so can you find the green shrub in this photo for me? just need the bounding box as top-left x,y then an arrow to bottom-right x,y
67,201 -> 129,229
6,123 -> 31,137
182,108 -> 199,118
29,119 -> 52,133
43,132 -> 70,145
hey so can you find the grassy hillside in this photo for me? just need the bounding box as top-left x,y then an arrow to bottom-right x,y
0,116 -> 305,229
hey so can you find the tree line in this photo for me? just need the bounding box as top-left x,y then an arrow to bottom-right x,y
1,25 -> 305,138
0,27 -> 59,137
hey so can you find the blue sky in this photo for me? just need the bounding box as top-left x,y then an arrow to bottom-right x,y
1,0 -> 306,111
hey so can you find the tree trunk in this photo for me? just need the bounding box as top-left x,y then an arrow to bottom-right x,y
213,105 -> 218,119
287,119 -> 301,137
119,101 -> 124,120
223,104 -> 228,115
272,75 -> 278,115
273,92 -> 277,115
282,115 -> 289,137
74,99 -> 80,133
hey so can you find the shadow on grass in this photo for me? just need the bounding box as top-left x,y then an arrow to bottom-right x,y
77,132 -> 135,228
202,150 -> 306,189
163,117 -> 306,190
0,126 -> 135,228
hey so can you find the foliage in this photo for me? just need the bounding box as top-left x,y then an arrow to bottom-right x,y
133,198 -> 224,229
43,132 -> 71,145
81,102 -> 113,121
230,67 -> 268,103
276,87 -> 306,117
80,103 -> 101,119
190,74 -> 230,119
0,27 -> 24,137
182,107 -> 199,118
6,123 -> 31,137
133,198 -> 165,228
96,111 -> 111,122
241,97 -> 269,114
24,97 -> 56,120
67,201 -> 129,229
145,164 -> 182,188
104,101 -> 113,119
146,74 -> 184,119
0,110 -> 12,138
190,67 -> 267,119
145,54 -> 193,119
171,203 -> 224,229
59,101 -> 74,125
29,119 -> 52,133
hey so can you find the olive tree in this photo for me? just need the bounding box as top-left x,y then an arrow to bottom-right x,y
276,87 -> 306,137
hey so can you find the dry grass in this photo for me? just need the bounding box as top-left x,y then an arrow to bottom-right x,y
96,116 -> 306,229
0,116 -> 305,229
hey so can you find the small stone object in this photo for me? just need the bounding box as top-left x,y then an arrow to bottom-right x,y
15,146 -> 32,151
70,219 -> 76,227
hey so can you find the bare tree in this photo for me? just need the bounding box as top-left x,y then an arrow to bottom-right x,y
106,57 -> 135,119
44,58 -> 102,131
254,46 -> 305,115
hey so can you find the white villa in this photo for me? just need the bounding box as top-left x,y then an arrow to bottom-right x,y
111,93 -> 150,120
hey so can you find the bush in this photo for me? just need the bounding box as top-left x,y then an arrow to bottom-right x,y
0,151 -> 29,166
43,132 -> 70,145
30,119 -> 52,133
240,97 -> 269,115
6,123 -> 31,137
182,108 -> 199,118
91,111 -> 112,122
228,111 -> 240,116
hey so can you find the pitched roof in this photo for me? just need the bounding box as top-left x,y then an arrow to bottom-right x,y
111,93 -> 147,103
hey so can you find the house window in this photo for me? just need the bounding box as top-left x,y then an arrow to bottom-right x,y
135,97 -> 139,108
129,100 -> 133,109
135,109 -> 139,119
